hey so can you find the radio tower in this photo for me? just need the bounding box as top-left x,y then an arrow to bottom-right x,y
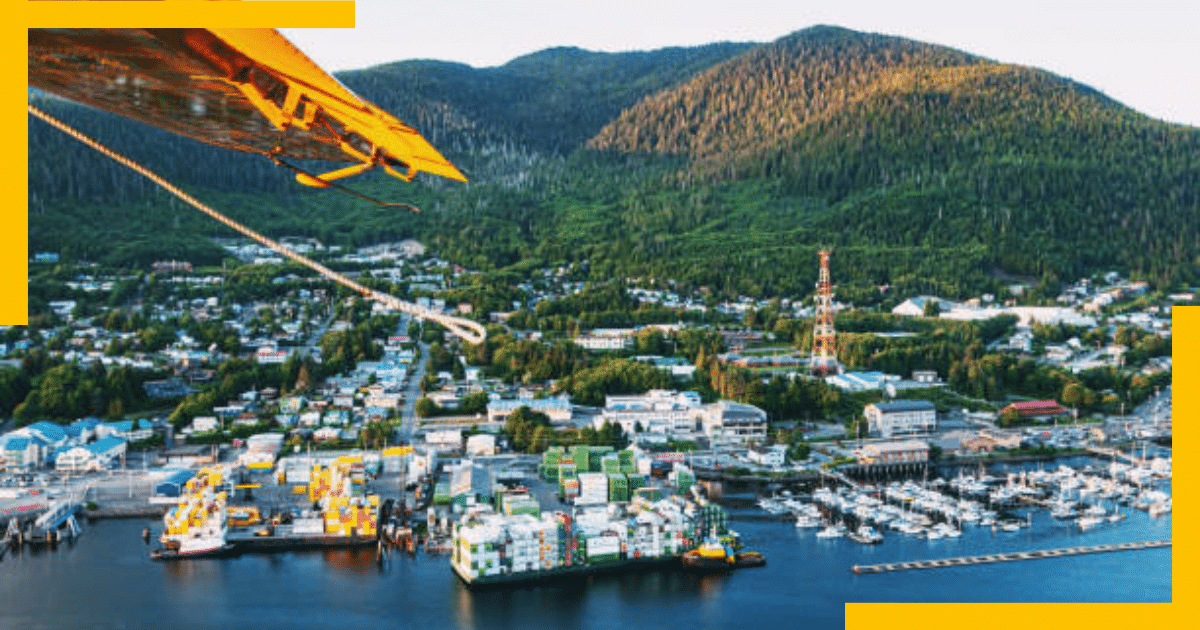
810,250 -> 840,376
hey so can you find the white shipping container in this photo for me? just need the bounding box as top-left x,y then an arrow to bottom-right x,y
585,535 -> 622,557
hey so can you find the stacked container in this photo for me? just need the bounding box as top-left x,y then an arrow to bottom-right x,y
577,472 -> 609,505
557,459 -> 577,490
607,474 -> 629,502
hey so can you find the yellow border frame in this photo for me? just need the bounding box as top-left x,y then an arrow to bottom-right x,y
9,2 -> 1184,629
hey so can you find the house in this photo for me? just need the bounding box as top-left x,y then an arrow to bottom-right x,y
864,400 -> 938,438
190,416 -> 220,434
313,426 -> 341,442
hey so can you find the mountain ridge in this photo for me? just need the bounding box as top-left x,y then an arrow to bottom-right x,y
25,25 -> 1200,299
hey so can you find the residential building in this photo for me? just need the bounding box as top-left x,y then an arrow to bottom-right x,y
864,400 -> 938,438
699,400 -> 769,445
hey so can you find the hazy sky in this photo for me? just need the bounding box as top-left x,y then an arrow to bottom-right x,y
280,0 -> 1199,127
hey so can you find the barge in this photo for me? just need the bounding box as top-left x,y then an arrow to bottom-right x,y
451,494 -> 761,587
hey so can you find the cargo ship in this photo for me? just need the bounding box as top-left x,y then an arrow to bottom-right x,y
451,494 -> 758,587
154,468 -> 233,560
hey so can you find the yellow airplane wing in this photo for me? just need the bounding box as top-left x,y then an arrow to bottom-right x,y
29,28 -> 467,185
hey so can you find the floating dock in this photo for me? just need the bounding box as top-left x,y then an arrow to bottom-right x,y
852,539 -> 1171,574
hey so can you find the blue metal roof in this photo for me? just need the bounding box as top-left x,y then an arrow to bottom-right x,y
155,470 -> 196,497
105,420 -> 134,432
72,417 -> 103,430
87,436 -> 126,455
873,400 -> 937,412
4,437 -> 31,451
26,420 -> 66,442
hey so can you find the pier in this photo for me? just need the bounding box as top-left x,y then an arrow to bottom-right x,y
1086,445 -> 1145,466
852,539 -> 1171,574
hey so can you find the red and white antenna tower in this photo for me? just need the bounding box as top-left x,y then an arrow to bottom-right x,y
810,249 -> 840,376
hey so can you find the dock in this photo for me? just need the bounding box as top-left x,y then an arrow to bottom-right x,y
852,539 -> 1171,574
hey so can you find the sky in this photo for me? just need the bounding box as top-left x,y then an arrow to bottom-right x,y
280,0 -> 1200,128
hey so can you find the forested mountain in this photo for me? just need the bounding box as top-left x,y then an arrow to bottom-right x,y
27,26 -> 1200,301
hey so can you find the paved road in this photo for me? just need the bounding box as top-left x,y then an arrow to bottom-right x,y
398,341 -> 429,442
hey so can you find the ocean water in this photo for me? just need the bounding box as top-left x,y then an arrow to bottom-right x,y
0,473 -> 1170,630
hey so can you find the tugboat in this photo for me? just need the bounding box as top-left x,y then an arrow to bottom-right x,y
682,536 -> 736,572
681,530 -> 766,571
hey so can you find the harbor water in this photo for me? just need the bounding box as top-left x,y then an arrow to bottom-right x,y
0,466 -> 1170,630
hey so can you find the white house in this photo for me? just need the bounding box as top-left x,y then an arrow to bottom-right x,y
190,416 -> 220,434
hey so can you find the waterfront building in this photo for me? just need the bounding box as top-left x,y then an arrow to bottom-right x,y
853,440 -> 929,466
864,400 -> 938,438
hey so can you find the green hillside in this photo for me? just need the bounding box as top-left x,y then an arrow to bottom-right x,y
26,26 -> 1200,301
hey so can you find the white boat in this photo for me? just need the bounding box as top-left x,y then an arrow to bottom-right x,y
795,515 -> 821,528
848,525 -> 883,544
815,524 -> 846,539
1077,515 -> 1103,530
1149,500 -> 1171,518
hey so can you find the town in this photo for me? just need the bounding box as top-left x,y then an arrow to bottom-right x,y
3,240 -> 1175,522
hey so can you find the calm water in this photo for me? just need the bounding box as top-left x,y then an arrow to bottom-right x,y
0,466 -> 1171,630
